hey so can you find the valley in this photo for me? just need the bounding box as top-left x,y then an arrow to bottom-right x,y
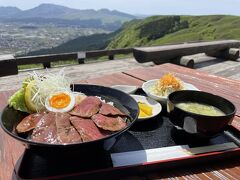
0,22 -> 107,55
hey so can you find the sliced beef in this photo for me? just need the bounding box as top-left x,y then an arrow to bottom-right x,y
55,113 -> 82,143
55,113 -> 71,129
69,96 -> 102,118
31,112 -> 58,144
31,125 -> 57,144
16,112 -> 46,133
70,116 -> 109,142
99,103 -> 126,116
35,111 -> 56,127
57,127 -> 82,144
92,114 -> 127,132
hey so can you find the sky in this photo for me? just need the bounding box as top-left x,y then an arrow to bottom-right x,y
0,0 -> 239,16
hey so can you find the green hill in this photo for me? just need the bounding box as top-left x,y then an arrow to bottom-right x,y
26,15 -> 240,56
107,15 -> 240,49
26,31 -> 117,56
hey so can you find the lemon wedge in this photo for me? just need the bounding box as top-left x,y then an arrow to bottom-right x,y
138,102 -> 153,118
139,109 -> 148,117
138,102 -> 153,116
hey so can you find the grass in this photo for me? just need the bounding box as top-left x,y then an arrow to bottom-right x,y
107,15 -> 240,48
18,64 -> 43,70
18,60 -> 77,70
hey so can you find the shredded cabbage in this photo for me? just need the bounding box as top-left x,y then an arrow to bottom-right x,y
28,68 -> 72,108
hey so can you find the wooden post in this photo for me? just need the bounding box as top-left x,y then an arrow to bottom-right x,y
108,55 -> 114,60
172,56 -> 194,68
43,62 -> 51,68
206,48 -> 239,61
228,48 -> 239,60
78,52 -> 86,64
0,54 -> 18,77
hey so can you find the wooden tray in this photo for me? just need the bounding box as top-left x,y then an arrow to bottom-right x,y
17,118 -> 240,179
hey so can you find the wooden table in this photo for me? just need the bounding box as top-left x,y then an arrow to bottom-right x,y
0,63 -> 240,180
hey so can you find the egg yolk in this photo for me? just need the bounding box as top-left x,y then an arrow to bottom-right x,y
49,93 -> 71,109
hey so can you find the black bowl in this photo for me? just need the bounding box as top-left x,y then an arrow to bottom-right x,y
167,90 -> 236,138
0,84 -> 139,152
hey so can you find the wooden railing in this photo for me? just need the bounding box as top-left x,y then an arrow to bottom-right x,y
0,48 -> 133,76
16,48 -> 133,67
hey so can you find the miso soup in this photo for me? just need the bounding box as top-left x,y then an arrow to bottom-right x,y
176,102 -> 225,116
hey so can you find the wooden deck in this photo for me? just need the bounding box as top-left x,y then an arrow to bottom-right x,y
199,60 -> 240,79
0,55 -> 240,92
0,58 -> 154,91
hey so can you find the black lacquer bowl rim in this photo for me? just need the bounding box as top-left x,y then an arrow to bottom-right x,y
0,84 -> 139,148
168,90 -> 236,118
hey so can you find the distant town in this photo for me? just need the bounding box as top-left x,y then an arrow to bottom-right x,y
0,22 -> 106,56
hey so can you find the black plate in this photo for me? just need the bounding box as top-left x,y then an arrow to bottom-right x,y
0,84 -> 139,151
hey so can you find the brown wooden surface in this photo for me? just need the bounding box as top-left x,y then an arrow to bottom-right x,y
83,72 -> 143,87
0,90 -> 24,180
0,63 -> 240,180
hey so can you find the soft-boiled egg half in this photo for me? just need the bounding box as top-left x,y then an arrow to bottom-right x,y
45,91 -> 75,113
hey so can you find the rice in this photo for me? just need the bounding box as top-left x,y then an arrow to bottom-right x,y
96,96 -> 114,106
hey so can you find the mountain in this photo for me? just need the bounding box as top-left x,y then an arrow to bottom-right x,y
0,6 -> 21,18
99,9 -> 134,18
26,15 -> 240,56
16,4 -> 79,19
108,15 -> 240,48
0,4 -> 135,30
15,4 -> 134,22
